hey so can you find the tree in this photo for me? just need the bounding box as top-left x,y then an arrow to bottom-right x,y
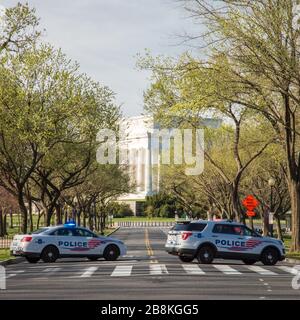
0,4 -> 120,233
0,3 -> 40,54
138,53 -> 273,222
179,0 -> 300,251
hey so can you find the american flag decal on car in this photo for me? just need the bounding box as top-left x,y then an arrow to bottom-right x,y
88,239 -> 103,249
245,239 -> 262,248
228,239 -> 262,251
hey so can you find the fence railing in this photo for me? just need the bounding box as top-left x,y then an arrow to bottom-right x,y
116,221 -> 175,228
0,236 -> 13,249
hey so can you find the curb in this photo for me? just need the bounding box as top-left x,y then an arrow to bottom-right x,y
0,257 -> 25,266
105,226 -> 120,237
285,258 -> 300,264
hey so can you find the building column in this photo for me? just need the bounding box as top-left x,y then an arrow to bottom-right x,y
146,132 -> 153,196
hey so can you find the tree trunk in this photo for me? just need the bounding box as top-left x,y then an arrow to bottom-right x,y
289,180 -> 300,251
55,204 -> 62,225
3,213 -> 7,235
0,208 -> 3,237
89,215 -> 93,231
275,214 -> 283,240
10,209 -> 13,228
37,210 -> 41,230
18,192 -> 28,234
249,216 -> 254,230
77,210 -> 81,227
231,183 -> 241,222
83,212 -> 86,227
28,197 -> 33,233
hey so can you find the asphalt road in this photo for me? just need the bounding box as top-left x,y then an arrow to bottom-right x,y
1,227 -> 300,300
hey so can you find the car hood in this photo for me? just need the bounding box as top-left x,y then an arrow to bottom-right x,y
259,236 -> 282,245
98,236 -> 123,244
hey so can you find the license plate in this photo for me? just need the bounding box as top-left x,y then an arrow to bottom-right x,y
169,235 -> 176,242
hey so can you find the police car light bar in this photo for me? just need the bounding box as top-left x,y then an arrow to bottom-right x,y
64,219 -> 76,227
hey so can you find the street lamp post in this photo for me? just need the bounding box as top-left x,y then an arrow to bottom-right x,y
268,178 -> 276,237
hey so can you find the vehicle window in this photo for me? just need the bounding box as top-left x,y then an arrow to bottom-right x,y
212,224 -> 235,234
73,228 -> 96,237
188,223 -> 207,231
51,228 -> 74,236
242,226 -> 259,237
32,228 -> 49,234
232,225 -> 243,235
172,223 -> 190,231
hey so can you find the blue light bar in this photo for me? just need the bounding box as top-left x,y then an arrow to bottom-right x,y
64,219 -> 76,228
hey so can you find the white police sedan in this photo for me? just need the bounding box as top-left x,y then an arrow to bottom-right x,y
10,222 -> 127,263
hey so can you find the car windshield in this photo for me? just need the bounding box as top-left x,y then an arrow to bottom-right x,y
31,228 -> 49,234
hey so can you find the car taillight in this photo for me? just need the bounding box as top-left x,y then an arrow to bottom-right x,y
21,236 -> 32,242
181,232 -> 193,240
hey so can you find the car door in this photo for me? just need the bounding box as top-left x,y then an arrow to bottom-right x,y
51,227 -> 76,255
239,226 -> 263,255
212,224 -> 247,255
73,228 -> 103,256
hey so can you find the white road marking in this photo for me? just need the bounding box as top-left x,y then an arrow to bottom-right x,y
150,264 -> 168,275
247,266 -> 277,275
44,268 -> 61,274
182,264 -> 205,275
111,265 -> 132,277
6,270 -> 24,279
80,266 -> 98,278
213,265 -> 242,275
277,266 -> 299,275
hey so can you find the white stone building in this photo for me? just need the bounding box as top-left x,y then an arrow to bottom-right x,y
117,115 -> 222,215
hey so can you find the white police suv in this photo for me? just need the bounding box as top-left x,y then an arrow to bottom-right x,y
165,220 -> 285,265
10,221 -> 127,263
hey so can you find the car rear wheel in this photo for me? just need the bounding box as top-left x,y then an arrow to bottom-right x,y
242,259 -> 257,265
103,245 -> 120,261
26,257 -> 40,263
41,246 -> 59,263
197,246 -> 215,264
261,247 -> 278,266
179,256 -> 194,263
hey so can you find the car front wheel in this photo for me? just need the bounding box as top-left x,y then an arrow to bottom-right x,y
103,245 -> 120,261
261,247 -> 278,266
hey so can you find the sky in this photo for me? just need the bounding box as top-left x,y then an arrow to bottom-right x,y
1,0 -> 199,117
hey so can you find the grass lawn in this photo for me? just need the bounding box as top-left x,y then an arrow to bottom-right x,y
0,249 -> 12,261
282,235 -> 300,260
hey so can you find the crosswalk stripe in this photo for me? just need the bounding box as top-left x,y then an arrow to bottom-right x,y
247,266 -> 277,275
150,264 -> 168,275
80,266 -> 98,278
111,265 -> 132,277
213,264 -> 242,275
6,274 -> 16,279
182,264 -> 205,275
44,268 -> 61,274
277,266 -> 299,275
